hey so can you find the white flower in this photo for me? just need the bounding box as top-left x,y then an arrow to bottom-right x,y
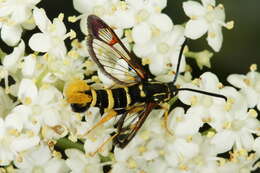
0,118 -> 16,166
169,107 -> 203,137
133,25 -> 185,77
183,0 -> 233,52
217,149 -> 259,173
0,0 -> 40,46
227,65 -> 260,110
2,40 -> 25,73
14,144 -> 69,172
131,13 -> 173,44
16,79 -> 70,139
29,8 -> 73,58
0,87 -> 14,118
210,89 -> 259,153
21,54 -> 36,77
253,137 -> 260,155
65,149 -> 103,173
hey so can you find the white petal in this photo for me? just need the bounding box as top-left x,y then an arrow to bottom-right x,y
18,79 -> 38,104
211,131 -> 235,153
207,24 -> 223,52
0,6 -> 12,17
214,4 -> 225,22
201,0 -> 216,7
185,19 -> 208,39
45,158 -> 69,173
242,88 -> 258,108
183,1 -> 206,17
149,55 -> 165,75
133,42 -> 153,57
132,23 -> 152,44
21,18 -> 36,30
173,138 -> 199,159
107,10 -> 135,28
200,72 -> 219,91
227,74 -> 247,88
11,7 -> 30,24
42,109 -> 60,126
5,105 -> 31,131
52,18 -> 67,36
252,137 -> 260,155
22,54 -> 36,77
73,0 -> 94,13
30,145 -> 52,165
79,16 -> 88,35
240,131 -> 254,150
33,8 -> 51,32
3,41 -> 25,72
11,136 -> 40,152
178,83 -> 199,105
1,24 -> 22,46
29,33 -> 51,52
149,13 -> 173,32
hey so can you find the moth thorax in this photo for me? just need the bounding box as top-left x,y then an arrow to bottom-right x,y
65,79 -> 92,104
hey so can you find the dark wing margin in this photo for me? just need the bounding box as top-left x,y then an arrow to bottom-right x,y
114,102 -> 157,148
87,15 -> 147,85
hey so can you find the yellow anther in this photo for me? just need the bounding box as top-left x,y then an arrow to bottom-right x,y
225,20 -> 234,30
58,13 -> 64,21
250,64 -> 257,71
69,29 -> 76,39
142,58 -> 151,65
127,158 -> 137,169
68,50 -> 79,59
248,109 -> 258,118
24,97 -> 32,105
206,131 -> 215,138
223,121 -> 231,129
190,95 -> 198,105
224,98 -> 234,111
68,16 -> 78,23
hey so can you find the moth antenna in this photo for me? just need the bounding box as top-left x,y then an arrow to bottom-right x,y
178,88 -> 227,101
172,38 -> 188,84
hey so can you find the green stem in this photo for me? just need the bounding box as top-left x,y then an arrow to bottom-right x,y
55,137 -> 84,152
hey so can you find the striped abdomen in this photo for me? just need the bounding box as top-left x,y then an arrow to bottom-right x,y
70,82 -> 173,113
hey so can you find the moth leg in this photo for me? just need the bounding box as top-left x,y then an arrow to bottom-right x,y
89,132 -> 118,157
80,109 -> 118,137
160,103 -> 173,136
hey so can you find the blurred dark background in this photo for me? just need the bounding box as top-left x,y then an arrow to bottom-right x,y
166,0 -> 260,83
1,0 -> 260,84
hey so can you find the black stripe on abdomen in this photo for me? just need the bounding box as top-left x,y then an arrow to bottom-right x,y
95,90 -> 108,108
128,84 -> 145,104
112,88 -> 127,108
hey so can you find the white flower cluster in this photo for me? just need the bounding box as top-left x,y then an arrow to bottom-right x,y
0,0 -> 258,172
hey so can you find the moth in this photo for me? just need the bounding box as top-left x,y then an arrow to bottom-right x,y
65,15 -> 227,148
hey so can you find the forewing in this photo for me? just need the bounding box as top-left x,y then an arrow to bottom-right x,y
87,15 -> 147,85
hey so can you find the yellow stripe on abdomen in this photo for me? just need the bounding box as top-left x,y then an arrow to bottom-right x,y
106,89 -> 114,109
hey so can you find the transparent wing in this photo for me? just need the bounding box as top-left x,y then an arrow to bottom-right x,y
87,15 -> 147,85
114,102 -> 156,148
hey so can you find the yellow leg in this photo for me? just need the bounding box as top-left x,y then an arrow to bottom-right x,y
160,103 -> 173,136
80,109 -> 117,137
89,132 -> 118,157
